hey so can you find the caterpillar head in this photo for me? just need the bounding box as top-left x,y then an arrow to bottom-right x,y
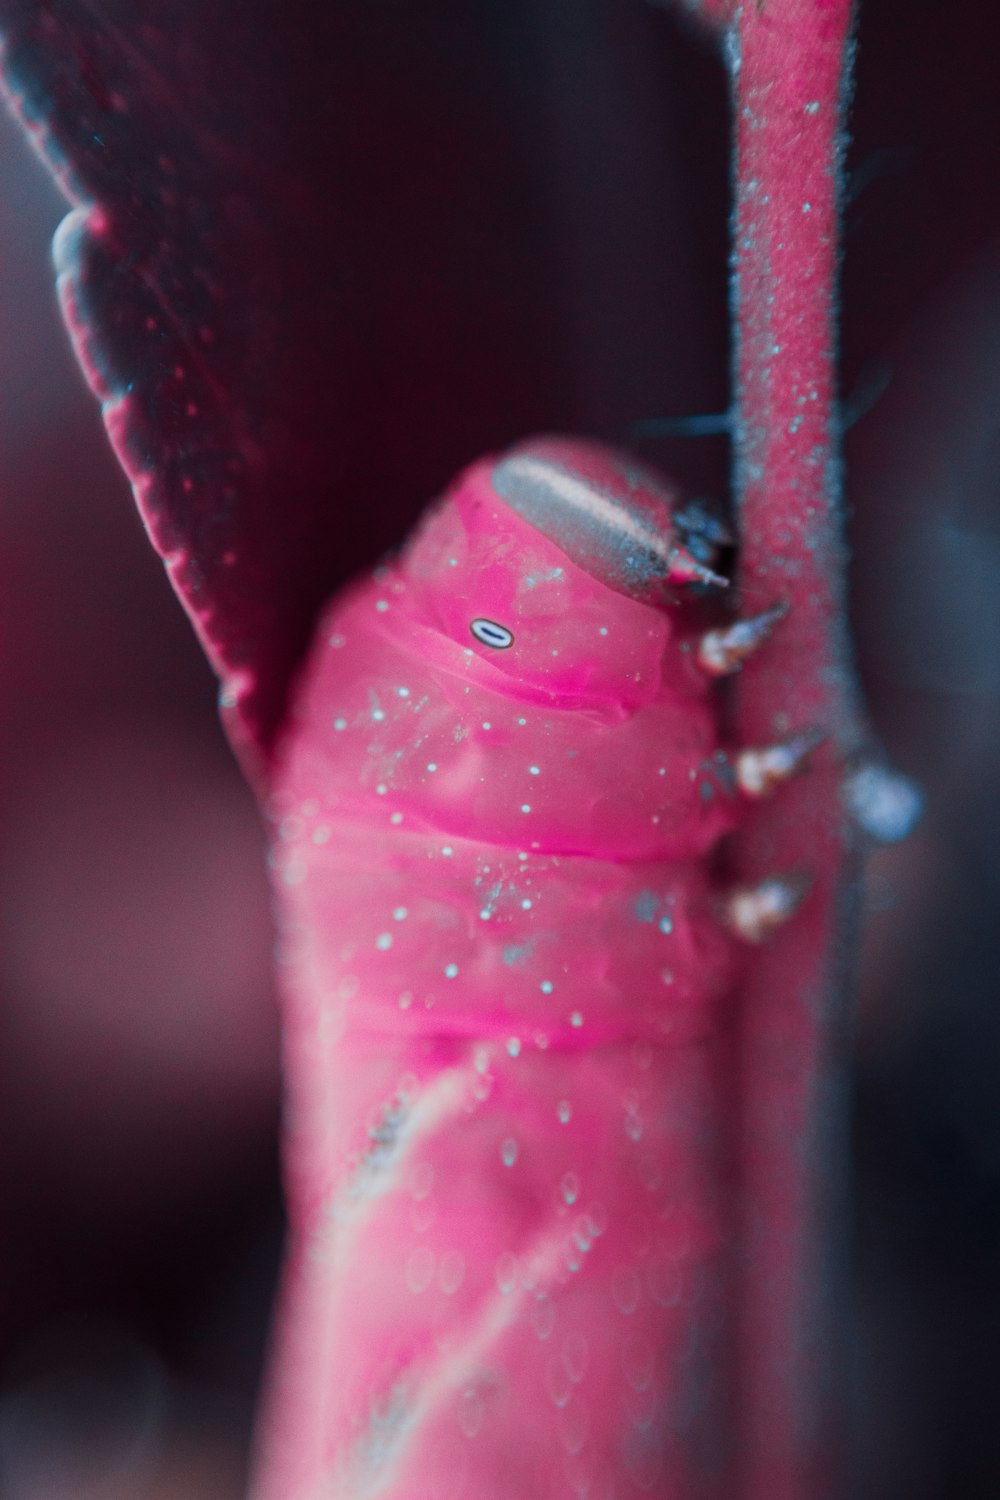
402,437 -> 726,707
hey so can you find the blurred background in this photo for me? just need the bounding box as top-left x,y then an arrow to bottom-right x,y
0,1 -> 997,1495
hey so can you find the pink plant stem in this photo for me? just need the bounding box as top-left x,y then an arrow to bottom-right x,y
722,2 -> 862,1497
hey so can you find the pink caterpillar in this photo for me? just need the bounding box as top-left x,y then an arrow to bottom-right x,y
254,438 -> 810,1500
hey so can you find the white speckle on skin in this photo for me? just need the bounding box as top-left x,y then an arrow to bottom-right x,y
521,899 -> 532,911
521,804 -> 532,814
546,1357 -> 572,1409
563,1332 -> 588,1384
501,1137 -> 519,1167
632,1041 -> 652,1070
376,933 -> 393,951
622,1334 -> 654,1393
393,907 -> 408,921
376,784 -> 388,796
540,981 -> 553,995
557,1100 -> 572,1124
506,1037 -> 522,1057
405,1246 -> 435,1294
611,1266 -> 641,1315
529,766 -> 540,776
588,1202 -> 607,1236
407,1166 -> 435,1212
375,599 -> 389,613
444,963 -> 459,979
495,1253 -> 518,1295
334,717 -> 348,731
439,1250 -> 465,1295
390,812 -> 404,825
426,763 -> 437,772
531,1298 -> 556,1341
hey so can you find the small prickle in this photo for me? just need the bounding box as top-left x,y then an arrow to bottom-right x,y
735,726 -> 825,799
723,873 -> 812,944
697,601 -> 788,676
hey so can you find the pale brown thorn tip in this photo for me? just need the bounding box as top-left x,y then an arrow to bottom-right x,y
723,872 -> 812,945
734,725 -> 825,799
696,600 -> 789,675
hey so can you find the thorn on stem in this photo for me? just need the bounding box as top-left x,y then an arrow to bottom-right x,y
697,600 -> 789,676
735,726 -> 825,798
723,873 -> 812,945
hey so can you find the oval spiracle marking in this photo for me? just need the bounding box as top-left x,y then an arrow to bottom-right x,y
470,618 -> 514,650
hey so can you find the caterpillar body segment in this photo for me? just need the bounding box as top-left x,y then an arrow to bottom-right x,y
254,439 -> 808,1499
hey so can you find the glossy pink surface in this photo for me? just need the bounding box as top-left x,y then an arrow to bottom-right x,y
253,442 -> 744,1497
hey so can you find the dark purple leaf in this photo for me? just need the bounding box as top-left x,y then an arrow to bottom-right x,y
0,1 -> 604,766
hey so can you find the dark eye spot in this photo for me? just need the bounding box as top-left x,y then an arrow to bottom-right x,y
471,618 -> 514,650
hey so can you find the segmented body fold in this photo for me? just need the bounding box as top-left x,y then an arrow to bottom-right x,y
255,440 -> 751,1499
